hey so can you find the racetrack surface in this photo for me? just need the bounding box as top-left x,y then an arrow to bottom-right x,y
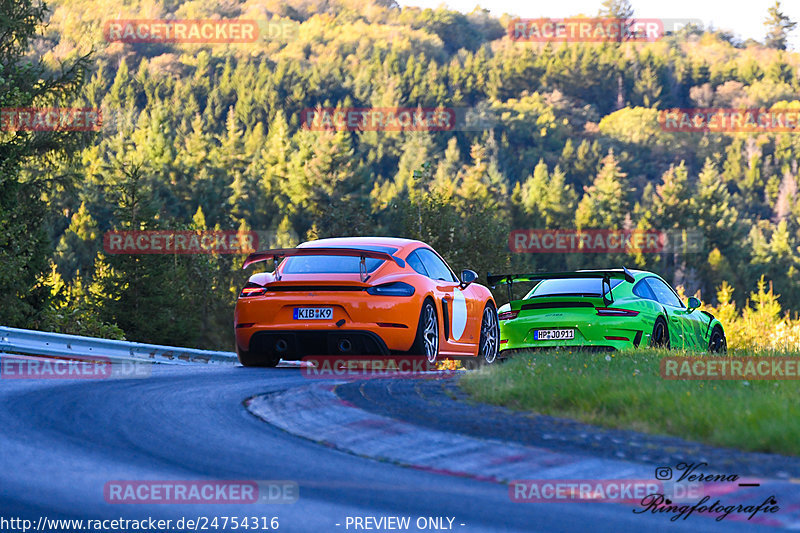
336,378 -> 800,478
0,364 -> 783,532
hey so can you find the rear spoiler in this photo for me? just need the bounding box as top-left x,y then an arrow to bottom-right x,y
486,267 -> 635,306
243,247 -> 406,282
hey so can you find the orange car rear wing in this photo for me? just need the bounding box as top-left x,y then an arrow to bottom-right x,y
243,247 -> 406,281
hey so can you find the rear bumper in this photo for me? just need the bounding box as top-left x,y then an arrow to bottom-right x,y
234,294 -> 420,354
500,345 -> 618,355
499,318 -> 644,353
240,329 -> 391,360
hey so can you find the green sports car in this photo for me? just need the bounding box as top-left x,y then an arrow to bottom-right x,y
488,268 -> 726,354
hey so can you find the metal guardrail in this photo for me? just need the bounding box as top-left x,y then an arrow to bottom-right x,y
0,326 -> 238,365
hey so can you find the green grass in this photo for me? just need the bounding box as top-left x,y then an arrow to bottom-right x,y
460,349 -> 800,456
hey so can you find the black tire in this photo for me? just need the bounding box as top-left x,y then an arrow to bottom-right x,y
410,299 -> 439,364
477,302 -> 500,366
236,346 -> 280,368
650,316 -> 670,349
709,326 -> 727,353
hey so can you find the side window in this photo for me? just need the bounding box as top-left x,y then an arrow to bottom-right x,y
632,280 -> 656,301
645,277 -> 684,308
415,248 -> 457,282
406,251 -> 428,276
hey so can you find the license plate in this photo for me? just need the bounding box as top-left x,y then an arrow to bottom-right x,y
534,329 -> 575,340
293,307 -> 333,320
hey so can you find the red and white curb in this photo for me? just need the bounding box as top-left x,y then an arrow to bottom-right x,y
246,381 -> 800,528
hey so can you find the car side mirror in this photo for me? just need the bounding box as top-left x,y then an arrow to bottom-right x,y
460,269 -> 478,289
687,297 -> 701,312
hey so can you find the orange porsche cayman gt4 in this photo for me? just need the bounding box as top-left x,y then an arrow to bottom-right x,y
234,237 -> 500,367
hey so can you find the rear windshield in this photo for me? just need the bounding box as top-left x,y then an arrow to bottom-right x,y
280,245 -> 398,274
525,278 -> 623,298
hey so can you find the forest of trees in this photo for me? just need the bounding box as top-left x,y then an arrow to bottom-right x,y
5,0 -> 800,350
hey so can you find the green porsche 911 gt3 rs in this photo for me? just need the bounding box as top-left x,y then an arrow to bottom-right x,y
488,268 -> 726,354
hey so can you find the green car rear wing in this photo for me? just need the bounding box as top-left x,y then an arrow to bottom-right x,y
486,267 -> 635,306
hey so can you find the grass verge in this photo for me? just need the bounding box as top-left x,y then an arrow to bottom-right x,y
459,349 -> 800,456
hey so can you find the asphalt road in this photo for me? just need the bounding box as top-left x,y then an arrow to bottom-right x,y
0,364 -> 778,532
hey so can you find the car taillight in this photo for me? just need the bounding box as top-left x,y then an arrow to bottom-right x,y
239,283 -> 267,297
498,310 -> 519,321
595,307 -> 639,317
366,282 -> 415,296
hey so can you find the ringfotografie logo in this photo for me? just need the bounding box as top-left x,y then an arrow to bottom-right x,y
635,462 -> 778,522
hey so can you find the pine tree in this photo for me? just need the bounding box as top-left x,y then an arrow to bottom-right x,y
390,130 -> 438,202
632,64 -> 663,108
652,163 -> 692,229
434,137 -> 463,193
54,202 -> 100,283
516,160 -> 577,228
764,1 -> 797,50
693,159 -> 744,298
598,0 -> 634,20
694,159 -> 739,241
0,0 -> 92,327
109,59 -> 135,109
598,0 -> 634,108
455,139 -> 509,211
575,151 -> 629,228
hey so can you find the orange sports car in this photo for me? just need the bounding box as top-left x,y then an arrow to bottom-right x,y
234,237 -> 499,367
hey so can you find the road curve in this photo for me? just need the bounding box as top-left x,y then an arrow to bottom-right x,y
0,364 -> 778,532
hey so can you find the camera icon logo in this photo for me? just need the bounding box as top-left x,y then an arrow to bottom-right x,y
655,466 -> 673,480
